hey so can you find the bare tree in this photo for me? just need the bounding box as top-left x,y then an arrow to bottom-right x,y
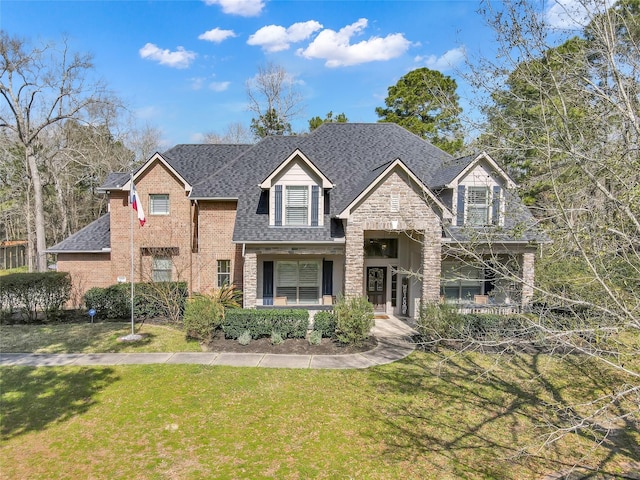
246,63 -> 305,138
202,122 -> 253,144
0,33 -> 119,271
419,0 -> 640,460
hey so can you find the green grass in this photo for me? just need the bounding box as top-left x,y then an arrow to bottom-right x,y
0,322 -> 201,353
0,266 -> 27,276
1,351 -> 638,479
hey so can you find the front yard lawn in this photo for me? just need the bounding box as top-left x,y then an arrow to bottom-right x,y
0,322 -> 201,353
1,350 -> 638,479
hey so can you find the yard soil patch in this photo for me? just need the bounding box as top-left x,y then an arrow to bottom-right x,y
204,333 -> 377,355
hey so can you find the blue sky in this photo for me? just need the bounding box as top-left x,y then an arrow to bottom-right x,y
2,0 -> 582,147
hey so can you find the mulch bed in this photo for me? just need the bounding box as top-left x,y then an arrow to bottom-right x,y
204,332 -> 378,355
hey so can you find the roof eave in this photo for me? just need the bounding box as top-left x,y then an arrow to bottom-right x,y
338,158 -> 453,220
46,248 -> 111,254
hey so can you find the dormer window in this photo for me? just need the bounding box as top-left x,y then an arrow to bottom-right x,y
273,184 -> 320,227
456,185 -> 502,227
285,186 -> 309,225
467,187 -> 489,225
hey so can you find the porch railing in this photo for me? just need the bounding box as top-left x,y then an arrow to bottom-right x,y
456,304 -> 522,315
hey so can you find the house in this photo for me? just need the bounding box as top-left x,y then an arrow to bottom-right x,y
47,123 -> 547,317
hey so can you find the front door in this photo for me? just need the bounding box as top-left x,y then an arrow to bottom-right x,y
367,267 -> 386,312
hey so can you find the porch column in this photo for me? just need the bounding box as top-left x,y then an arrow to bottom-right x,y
421,227 -> 442,304
344,226 -> 364,297
521,251 -> 535,306
243,251 -> 257,308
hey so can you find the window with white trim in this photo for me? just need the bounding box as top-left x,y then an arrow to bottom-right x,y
285,186 -> 309,225
150,194 -> 170,215
152,256 -> 172,282
217,259 -> 230,287
276,260 -> 320,304
467,187 -> 489,225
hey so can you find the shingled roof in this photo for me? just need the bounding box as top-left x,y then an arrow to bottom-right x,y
47,213 -> 111,253
76,123 -> 545,250
184,123 -> 453,242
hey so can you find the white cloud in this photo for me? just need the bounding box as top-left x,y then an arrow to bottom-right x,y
191,77 -> 230,92
139,43 -> 196,69
191,77 -> 205,90
203,0 -> 265,17
209,81 -> 231,92
248,21 -> 323,52
418,46 -> 466,71
297,18 -> 411,68
198,27 -> 237,43
544,0 -> 609,29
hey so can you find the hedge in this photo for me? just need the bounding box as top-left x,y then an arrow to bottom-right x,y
222,309 -> 309,340
313,311 -> 337,337
0,272 -> 71,323
83,282 -> 188,321
417,303 -> 536,345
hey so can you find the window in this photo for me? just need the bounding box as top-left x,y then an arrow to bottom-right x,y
391,266 -> 398,307
285,186 -> 308,225
150,194 -> 170,215
467,187 -> 489,225
365,238 -> 398,258
217,260 -> 230,287
273,184 -> 320,227
390,194 -> 400,213
152,256 -> 172,282
441,263 -> 483,303
276,261 -> 320,304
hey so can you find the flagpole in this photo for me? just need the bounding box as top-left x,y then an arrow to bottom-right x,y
130,171 -> 135,336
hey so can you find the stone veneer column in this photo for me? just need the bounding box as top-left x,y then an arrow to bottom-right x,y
421,227 -> 442,304
521,251 -> 535,306
344,226 -> 364,297
243,251 -> 257,308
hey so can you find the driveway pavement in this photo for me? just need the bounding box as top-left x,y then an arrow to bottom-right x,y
0,316 -> 418,369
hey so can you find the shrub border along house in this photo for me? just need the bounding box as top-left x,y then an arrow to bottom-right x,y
0,272 -> 71,323
83,281 -> 188,322
223,309 -> 309,340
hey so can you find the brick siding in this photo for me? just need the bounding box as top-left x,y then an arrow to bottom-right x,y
109,161 -> 193,286
57,253 -> 111,308
193,201 -> 243,294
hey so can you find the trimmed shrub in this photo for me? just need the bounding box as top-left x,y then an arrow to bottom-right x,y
238,330 -> 252,345
183,294 -> 224,341
334,296 -> 375,346
313,311 -> 337,337
416,302 -> 463,347
84,284 -> 129,320
308,330 -> 322,346
222,309 -> 309,340
270,331 -> 284,345
83,281 -> 188,322
417,303 -> 536,348
0,272 -> 72,323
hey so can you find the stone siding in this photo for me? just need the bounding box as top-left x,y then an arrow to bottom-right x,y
521,251 -> 535,306
343,168 -> 442,304
243,252 -> 257,308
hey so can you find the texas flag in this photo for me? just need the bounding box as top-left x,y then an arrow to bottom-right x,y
130,183 -> 146,227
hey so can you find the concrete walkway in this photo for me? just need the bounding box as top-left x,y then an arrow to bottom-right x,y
0,316 -> 418,370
